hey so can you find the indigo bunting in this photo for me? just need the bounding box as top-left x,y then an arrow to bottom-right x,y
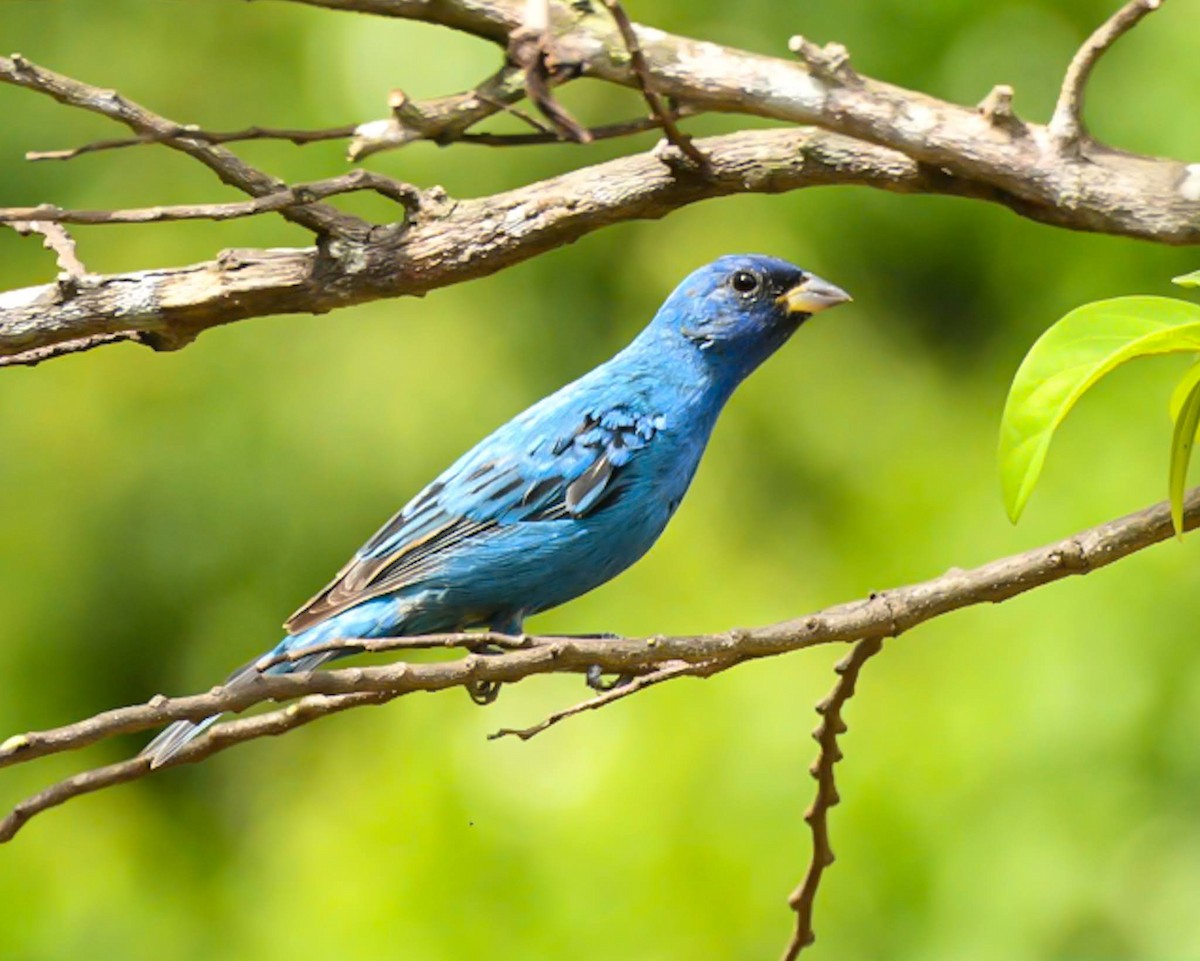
144,254 -> 850,765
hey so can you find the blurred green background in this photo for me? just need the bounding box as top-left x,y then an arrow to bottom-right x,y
2,1 -> 1200,958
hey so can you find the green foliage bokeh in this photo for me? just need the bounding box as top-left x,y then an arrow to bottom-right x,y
2,2 -> 1200,959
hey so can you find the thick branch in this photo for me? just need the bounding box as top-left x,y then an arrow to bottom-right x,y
2,488 -> 1197,842
0,2 -> 1190,364
0,125 -> 1160,365
282,0 -> 1195,241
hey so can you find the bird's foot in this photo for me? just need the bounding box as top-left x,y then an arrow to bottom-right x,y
467,641 -> 509,706
468,680 -> 502,705
585,664 -> 634,692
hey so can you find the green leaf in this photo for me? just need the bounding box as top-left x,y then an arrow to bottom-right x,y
1168,362 -> 1200,536
1173,270 -> 1200,288
1169,359 -> 1200,420
999,296 -> 1200,522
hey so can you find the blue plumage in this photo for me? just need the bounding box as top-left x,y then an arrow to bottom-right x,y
144,254 -> 851,765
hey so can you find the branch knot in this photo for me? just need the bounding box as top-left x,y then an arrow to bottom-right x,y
787,36 -> 858,84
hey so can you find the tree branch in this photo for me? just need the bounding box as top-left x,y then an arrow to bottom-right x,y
0,170 -> 421,227
3,115 -> 1189,366
0,54 -> 363,237
2,487 -> 1196,844
1049,0 -> 1165,152
487,657 -> 725,741
26,123 -> 359,162
0,127 -> 966,363
601,0 -> 709,171
283,0 -> 1195,238
782,636 -> 884,961
0,0 -> 1192,366
6,220 -> 89,276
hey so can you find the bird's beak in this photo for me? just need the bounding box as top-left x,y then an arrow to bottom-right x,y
778,276 -> 853,315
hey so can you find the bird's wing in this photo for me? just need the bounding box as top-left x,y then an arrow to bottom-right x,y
284,405 -> 665,634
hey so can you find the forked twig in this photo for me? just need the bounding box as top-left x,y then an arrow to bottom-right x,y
488,657 -> 729,741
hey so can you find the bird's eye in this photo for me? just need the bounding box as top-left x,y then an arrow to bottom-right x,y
730,270 -> 760,294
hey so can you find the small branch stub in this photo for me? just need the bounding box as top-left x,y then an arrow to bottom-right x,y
977,84 -> 1026,135
787,35 -> 857,84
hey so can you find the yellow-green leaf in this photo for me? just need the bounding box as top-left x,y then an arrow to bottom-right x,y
1169,362 -> 1200,536
1169,359 -> 1200,419
999,296 -> 1200,522
1172,270 -> 1200,288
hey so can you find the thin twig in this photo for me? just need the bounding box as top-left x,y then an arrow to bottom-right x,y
0,171 -> 423,227
506,0 -> 592,143
349,66 -> 531,160
1049,0 -> 1165,151
474,91 -> 557,136
781,636 -> 885,961
457,107 -> 698,146
602,0 -> 709,171
488,658 -> 724,741
26,124 -> 358,162
0,54 -> 362,237
252,630 -> 535,672
1,488 -> 1197,842
0,332 -> 140,369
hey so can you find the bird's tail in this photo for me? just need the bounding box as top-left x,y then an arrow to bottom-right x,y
140,647 -> 340,769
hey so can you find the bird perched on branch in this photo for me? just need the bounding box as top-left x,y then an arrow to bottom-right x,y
144,254 -> 851,766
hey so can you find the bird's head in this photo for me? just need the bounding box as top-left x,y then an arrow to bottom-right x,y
650,254 -> 851,386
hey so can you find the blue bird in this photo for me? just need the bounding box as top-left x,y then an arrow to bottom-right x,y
144,254 -> 851,766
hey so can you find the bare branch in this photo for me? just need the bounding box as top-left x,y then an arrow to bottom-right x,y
349,67 -> 529,159
0,54 -> 362,237
507,0 -> 593,145
0,2 -> 1193,364
252,630 -> 534,672
7,119 -> 1196,367
1,488 -> 1197,843
458,108 -> 696,146
0,170 -> 422,227
602,0 -> 709,171
0,332 -> 141,369
487,658 -> 722,741
0,690 -> 387,844
1049,0 -> 1165,151
26,124 -> 358,162
782,636 -> 884,961
284,0 -> 1197,222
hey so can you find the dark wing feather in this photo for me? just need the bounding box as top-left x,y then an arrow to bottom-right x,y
284,405 -> 664,634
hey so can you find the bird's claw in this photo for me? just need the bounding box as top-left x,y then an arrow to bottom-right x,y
585,664 -> 633,692
466,640 -> 512,705
468,679 -> 502,705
